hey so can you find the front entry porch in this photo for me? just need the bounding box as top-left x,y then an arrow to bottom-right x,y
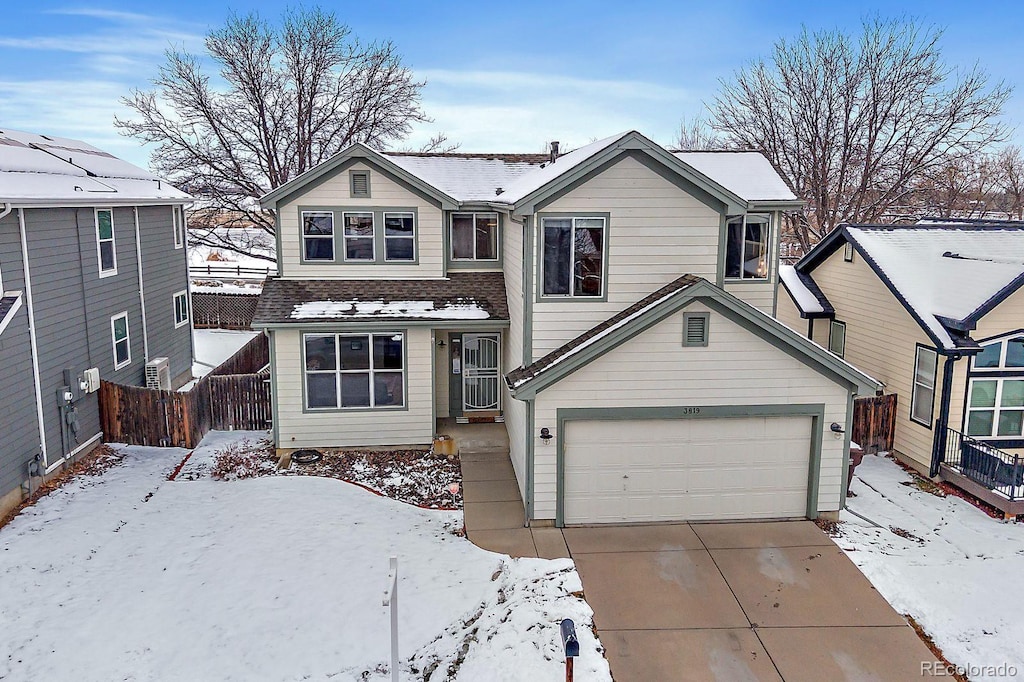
435,331 -> 504,423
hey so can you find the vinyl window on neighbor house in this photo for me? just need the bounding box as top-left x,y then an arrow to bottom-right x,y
541,216 -> 606,297
173,291 -> 189,328
111,312 -> 131,369
303,332 -> 405,409
173,206 -> 185,249
725,214 -> 770,280
384,212 -> 415,261
966,336 -> 1024,438
829,320 -> 847,357
910,346 -> 938,426
343,212 -> 375,261
302,211 -> 334,261
96,208 -> 116,276
451,212 -> 498,261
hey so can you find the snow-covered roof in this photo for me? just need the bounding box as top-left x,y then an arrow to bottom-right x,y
384,153 -> 543,203
674,151 -> 798,203
496,133 -> 628,203
779,265 -> 825,314
846,225 -> 1024,349
0,128 -> 190,205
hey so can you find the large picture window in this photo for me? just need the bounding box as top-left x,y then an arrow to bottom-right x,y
302,211 -> 334,261
451,213 -> 498,261
343,212 -> 375,261
910,346 -> 937,427
304,332 -> 405,409
966,336 -> 1024,439
541,216 -> 606,297
725,214 -> 770,280
96,208 -> 116,276
384,212 -> 415,261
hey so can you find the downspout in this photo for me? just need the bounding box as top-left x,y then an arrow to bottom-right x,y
0,203 -> 9,295
133,207 -> 150,363
18,208 -> 49,468
929,354 -> 961,477
524,397 -> 534,527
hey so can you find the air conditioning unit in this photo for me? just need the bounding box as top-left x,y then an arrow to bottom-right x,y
145,357 -> 171,390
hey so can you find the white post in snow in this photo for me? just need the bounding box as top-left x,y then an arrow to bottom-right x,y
382,556 -> 399,682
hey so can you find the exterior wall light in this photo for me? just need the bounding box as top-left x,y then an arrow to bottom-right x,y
540,427 -> 553,443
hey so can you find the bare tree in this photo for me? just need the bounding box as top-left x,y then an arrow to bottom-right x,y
710,17 -> 1011,249
915,154 -> 1001,219
674,115 -> 724,151
996,146 -> 1024,220
117,7 -> 437,260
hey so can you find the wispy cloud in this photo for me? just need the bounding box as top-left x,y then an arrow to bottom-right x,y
0,8 -> 204,55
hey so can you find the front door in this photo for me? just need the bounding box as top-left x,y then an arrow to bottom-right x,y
462,333 -> 500,412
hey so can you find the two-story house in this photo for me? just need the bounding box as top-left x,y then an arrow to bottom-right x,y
253,131 -> 877,527
0,129 -> 192,517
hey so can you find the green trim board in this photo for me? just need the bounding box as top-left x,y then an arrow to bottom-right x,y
534,211 -> 611,303
268,330 -> 280,447
509,278 -> 879,399
261,149 -> 456,211
522,215 -> 534,366
296,205 -> 420,265
716,213 -> 728,286
552,403 -> 828,527
839,389 -> 855,507
274,211 -> 284,278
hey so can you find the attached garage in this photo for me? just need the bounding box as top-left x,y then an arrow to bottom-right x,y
561,411 -> 819,525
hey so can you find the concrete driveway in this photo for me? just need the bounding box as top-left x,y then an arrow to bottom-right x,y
563,521 -> 942,681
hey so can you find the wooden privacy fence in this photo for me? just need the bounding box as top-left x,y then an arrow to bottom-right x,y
191,292 -> 260,330
99,334 -> 271,448
852,393 -> 898,454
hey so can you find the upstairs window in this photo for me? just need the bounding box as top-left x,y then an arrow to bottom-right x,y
173,206 -> 185,249
725,214 -> 770,280
96,208 -> 117,276
302,211 -> 334,261
910,346 -> 937,427
343,212 -> 375,261
541,216 -> 606,297
966,336 -> 1024,439
451,213 -> 498,261
384,212 -> 415,261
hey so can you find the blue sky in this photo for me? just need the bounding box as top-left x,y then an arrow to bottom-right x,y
1,1 -> 1023,169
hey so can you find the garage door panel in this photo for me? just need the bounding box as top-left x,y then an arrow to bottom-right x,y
563,416 -> 812,524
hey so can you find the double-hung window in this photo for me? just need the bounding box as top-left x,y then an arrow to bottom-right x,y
173,291 -> 189,328
304,332 -> 405,409
725,214 -> 770,280
541,216 -> 606,297
910,346 -> 937,427
451,213 -> 498,261
302,211 -> 334,261
96,208 -> 116,276
173,206 -> 185,249
384,212 -> 415,261
111,312 -> 131,369
343,212 -> 375,261
966,336 -> 1024,439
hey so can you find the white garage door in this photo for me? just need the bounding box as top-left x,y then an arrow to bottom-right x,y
563,416 -> 812,524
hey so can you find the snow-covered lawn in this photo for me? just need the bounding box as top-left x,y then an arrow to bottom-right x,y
191,328 -> 260,379
839,454 -> 1024,680
0,432 -> 609,681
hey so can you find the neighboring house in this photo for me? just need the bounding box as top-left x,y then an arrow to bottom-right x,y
778,220 -> 1024,516
0,129 -> 192,517
253,130 -> 877,527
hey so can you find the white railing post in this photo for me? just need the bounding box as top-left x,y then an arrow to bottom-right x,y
382,556 -> 399,682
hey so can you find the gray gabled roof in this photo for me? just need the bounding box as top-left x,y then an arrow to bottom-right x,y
506,275 -> 879,398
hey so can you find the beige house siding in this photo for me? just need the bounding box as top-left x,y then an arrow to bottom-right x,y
273,327 -> 434,448
529,302 -> 852,520
528,154 -> 722,360
278,161 -> 445,279
723,281 -> 775,315
775,285 -> 807,334
809,248 -> 938,469
502,215 -> 529,490
434,331 -> 450,419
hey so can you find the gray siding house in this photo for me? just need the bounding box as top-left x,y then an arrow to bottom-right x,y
0,129 -> 192,517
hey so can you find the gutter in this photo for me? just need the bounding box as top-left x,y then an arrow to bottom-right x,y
929,354 -> 961,477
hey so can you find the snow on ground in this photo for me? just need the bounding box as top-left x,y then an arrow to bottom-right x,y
189,328 -> 260,381
0,432 -> 610,681
839,454 -> 1024,680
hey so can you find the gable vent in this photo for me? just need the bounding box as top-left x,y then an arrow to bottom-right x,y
683,313 -> 709,347
350,171 -> 370,197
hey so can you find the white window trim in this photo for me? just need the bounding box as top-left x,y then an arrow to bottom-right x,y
111,311 -> 131,370
173,206 -> 184,249
383,211 -> 416,262
96,208 -> 117,278
540,216 -> 607,298
724,214 -> 772,282
173,290 -> 189,328
910,346 -> 937,427
342,211 -> 375,262
303,332 -> 406,410
450,212 -> 499,261
829,320 -> 846,357
302,210 -> 336,262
